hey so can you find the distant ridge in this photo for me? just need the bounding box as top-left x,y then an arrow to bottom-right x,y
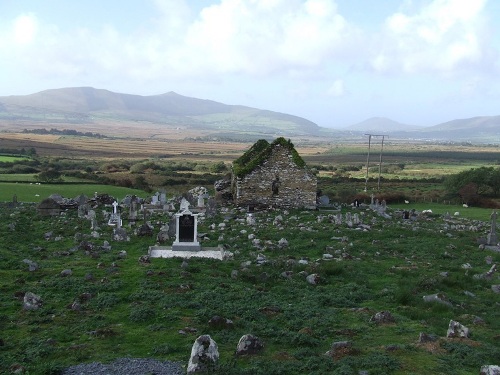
345,117 -> 421,133
0,87 -> 322,137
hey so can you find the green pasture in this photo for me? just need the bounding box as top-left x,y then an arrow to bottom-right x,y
0,155 -> 30,162
0,182 -> 147,202
390,202 -> 494,221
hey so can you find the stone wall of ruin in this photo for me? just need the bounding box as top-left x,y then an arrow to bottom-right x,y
233,145 -> 317,208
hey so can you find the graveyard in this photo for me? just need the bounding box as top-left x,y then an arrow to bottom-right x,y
0,137 -> 499,374
1,182 -> 500,374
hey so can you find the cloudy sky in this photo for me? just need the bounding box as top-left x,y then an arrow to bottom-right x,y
1,0 -> 499,128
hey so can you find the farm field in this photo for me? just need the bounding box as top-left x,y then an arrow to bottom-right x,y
0,182 -> 147,202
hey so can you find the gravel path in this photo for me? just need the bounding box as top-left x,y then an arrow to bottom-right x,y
62,358 -> 185,375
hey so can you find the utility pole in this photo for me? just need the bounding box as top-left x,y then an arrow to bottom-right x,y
364,134 -> 388,191
364,134 -> 372,192
377,135 -> 386,190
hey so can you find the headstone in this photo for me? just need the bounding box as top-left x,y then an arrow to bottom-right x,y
113,227 -> 129,241
353,213 -> 360,225
206,198 -> 217,218
78,203 -> 88,218
108,201 -> 122,227
151,192 -> 159,206
318,195 -> 330,206
197,194 -> 206,208
180,197 -> 190,212
88,210 -> 98,230
159,190 -> 167,205
129,196 -> 138,224
172,205 -> 201,251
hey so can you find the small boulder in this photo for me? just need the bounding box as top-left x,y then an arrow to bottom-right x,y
60,269 -> 73,277
236,334 -> 264,355
22,259 -> 39,272
326,341 -> 354,360
306,273 -> 320,285
418,332 -> 438,343
187,335 -> 219,374
480,365 -> 500,375
23,292 -> 42,310
446,320 -> 470,338
138,255 -> 150,264
208,315 -> 234,329
423,293 -> 453,307
370,311 -> 395,324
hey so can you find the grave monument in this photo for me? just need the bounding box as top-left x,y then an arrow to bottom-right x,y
172,199 -> 201,251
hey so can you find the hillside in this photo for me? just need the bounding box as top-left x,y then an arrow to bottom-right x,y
345,117 -> 421,133
0,87 -> 322,138
345,116 -> 500,143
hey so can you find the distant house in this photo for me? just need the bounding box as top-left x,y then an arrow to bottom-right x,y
231,137 -> 317,208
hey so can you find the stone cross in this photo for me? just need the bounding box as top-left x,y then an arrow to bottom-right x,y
112,201 -> 118,214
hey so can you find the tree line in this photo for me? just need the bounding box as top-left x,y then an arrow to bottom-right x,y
22,128 -> 105,138
445,166 -> 500,206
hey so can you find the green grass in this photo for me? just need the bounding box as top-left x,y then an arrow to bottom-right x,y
390,202 -> 494,221
0,155 -> 30,162
1,195 -> 499,374
0,182 -> 147,202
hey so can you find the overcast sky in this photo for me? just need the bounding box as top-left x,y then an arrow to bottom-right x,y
1,0 -> 499,128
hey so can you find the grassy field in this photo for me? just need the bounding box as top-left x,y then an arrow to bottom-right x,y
0,155 -> 30,162
389,203 -> 494,221
0,182 -> 147,202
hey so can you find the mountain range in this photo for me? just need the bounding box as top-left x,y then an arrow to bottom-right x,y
0,87 -> 322,138
1,87 -> 499,143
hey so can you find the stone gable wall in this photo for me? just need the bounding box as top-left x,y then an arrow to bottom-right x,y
233,145 -> 317,208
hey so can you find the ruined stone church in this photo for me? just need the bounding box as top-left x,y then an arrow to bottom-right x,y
231,137 -> 317,208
